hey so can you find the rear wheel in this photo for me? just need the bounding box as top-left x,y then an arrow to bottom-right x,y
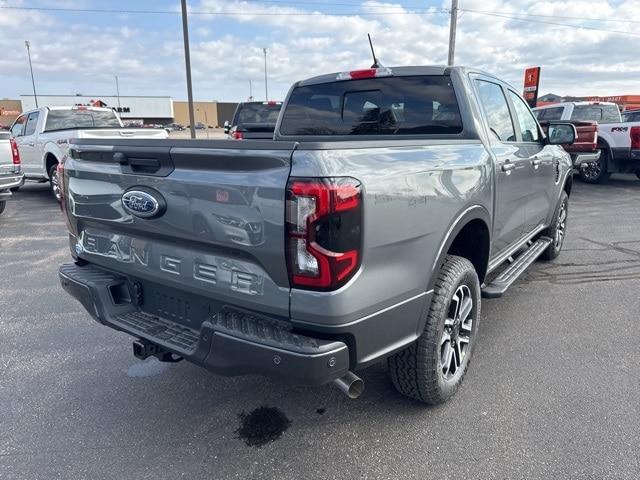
635,170 -> 640,180
388,255 -> 480,404
0,200 -> 5,215
49,163 -> 61,202
540,191 -> 569,261
578,147 -> 610,184
9,186 -> 20,193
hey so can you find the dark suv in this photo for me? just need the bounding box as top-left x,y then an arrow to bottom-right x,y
224,101 -> 282,140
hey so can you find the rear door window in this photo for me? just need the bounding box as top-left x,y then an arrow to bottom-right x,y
234,103 -> 282,126
474,80 -> 516,142
24,111 -> 40,136
279,75 -> 463,136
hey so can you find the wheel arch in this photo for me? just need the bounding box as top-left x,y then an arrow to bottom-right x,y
429,205 -> 491,289
44,152 -> 60,179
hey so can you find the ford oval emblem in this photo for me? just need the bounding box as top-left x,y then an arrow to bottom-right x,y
122,188 -> 166,219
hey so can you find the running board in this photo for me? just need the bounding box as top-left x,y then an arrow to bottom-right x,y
482,237 -> 552,299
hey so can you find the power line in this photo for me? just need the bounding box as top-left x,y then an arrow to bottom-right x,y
0,5 -> 448,16
459,8 -> 640,25
461,9 -> 640,37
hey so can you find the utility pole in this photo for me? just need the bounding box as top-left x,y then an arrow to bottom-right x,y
447,0 -> 458,66
249,79 -> 253,100
181,0 -> 196,139
25,40 -> 38,108
115,75 -> 121,108
263,48 -> 268,101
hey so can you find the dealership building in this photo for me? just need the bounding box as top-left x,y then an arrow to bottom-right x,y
1,96 -> 238,128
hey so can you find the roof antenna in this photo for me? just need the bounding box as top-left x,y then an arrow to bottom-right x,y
368,33 -> 382,68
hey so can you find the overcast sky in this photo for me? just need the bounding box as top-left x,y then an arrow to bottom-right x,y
1,0 -> 639,102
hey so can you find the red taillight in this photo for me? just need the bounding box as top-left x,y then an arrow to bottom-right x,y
9,138 -> 20,167
286,177 -> 362,290
232,130 -> 244,140
631,126 -> 640,149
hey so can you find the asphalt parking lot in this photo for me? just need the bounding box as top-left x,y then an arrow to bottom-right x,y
1,176 -> 639,479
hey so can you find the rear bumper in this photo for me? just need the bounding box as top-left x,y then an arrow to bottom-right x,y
58,262 -> 349,385
0,173 -> 24,192
571,150 -> 600,167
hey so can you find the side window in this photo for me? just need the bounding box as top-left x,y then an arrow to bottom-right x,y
475,80 -> 516,142
24,112 -> 40,136
600,106 -> 621,124
11,115 -> 26,137
508,91 -> 540,142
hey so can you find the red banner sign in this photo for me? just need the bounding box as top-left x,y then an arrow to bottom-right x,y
523,67 -> 541,108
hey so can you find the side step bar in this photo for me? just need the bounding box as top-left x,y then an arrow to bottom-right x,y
482,237 -> 552,299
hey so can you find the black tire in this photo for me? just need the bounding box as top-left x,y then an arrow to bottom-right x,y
9,186 -> 20,193
388,255 -> 481,405
578,147 -> 610,184
540,191 -> 569,261
48,163 -> 61,202
0,200 -> 5,215
635,170 -> 640,180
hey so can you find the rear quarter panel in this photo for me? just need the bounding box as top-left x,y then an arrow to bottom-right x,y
289,140 -> 492,326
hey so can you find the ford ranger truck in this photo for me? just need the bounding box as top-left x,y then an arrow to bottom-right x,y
58,66 -> 575,404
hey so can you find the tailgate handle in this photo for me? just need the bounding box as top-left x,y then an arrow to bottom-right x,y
113,152 -> 161,172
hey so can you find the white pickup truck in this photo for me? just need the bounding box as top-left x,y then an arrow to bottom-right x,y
534,101 -> 640,183
9,106 -> 168,200
0,130 -> 24,215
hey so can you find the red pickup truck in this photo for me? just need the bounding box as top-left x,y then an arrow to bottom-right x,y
539,120 -> 600,168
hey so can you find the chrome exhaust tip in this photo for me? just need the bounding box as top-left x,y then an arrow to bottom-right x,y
333,371 -> 364,399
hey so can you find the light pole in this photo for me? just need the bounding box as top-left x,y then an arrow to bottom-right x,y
263,48 -> 268,101
25,40 -> 38,108
181,0 -> 196,139
447,0 -> 458,66
249,79 -> 253,100
115,75 -> 121,108
197,108 -> 210,139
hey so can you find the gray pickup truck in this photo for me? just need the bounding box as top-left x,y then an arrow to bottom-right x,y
58,66 -> 575,404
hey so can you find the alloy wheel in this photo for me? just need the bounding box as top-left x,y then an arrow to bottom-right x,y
440,284 -> 474,381
554,201 -> 567,249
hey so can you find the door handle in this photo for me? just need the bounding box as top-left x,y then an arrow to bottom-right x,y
531,157 -> 542,167
501,162 -> 515,172
27,142 -> 35,147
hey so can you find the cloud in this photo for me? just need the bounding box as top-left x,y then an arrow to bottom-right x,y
0,0 -> 639,101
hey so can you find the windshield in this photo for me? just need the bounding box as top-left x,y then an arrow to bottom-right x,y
234,103 -> 282,126
280,75 -> 463,136
44,109 -> 122,131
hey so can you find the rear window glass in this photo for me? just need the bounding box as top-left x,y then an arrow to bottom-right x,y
234,103 -> 282,126
571,105 -> 620,124
534,107 -> 563,121
279,75 -> 463,136
45,109 -> 121,131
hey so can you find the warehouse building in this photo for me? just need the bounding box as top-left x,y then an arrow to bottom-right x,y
2,97 -> 238,128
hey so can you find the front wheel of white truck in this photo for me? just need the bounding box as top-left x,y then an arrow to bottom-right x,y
388,255 -> 480,404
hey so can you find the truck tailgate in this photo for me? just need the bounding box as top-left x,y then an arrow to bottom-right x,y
64,139 -> 296,319
76,128 -> 168,140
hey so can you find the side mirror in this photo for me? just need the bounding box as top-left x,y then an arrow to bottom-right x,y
223,121 -> 231,134
547,123 -> 577,145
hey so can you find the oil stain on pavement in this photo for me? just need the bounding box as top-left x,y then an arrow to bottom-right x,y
236,406 -> 291,447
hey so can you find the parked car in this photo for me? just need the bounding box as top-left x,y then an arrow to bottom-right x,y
58,66 -> 574,404
165,123 -> 185,131
194,122 -> 206,130
9,106 -> 168,201
0,131 -> 24,215
621,109 -> 640,123
534,101 -> 640,182
224,101 -> 282,140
